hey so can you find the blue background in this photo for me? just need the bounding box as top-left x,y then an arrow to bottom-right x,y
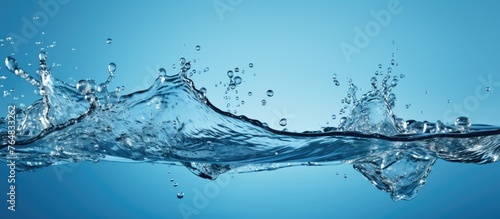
1,0 -> 500,218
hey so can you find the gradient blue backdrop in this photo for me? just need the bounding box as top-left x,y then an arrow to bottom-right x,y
1,0 -> 500,218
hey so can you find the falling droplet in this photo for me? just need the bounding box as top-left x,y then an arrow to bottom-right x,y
261,99 -> 266,106
378,64 -> 382,69
279,118 -> 287,126
486,87 -> 490,92
173,182 -> 178,187
248,92 -> 252,96
455,116 -> 471,132
108,62 -> 116,74
405,104 -> 410,109
447,99 -> 451,104
391,78 -> 399,87
234,76 -> 242,85
5,56 -> 18,72
195,45 -> 201,51
177,192 -> 184,199
266,90 -> 274,97
227,70 -> 234,78
249,63 -> 254,68
106,38 -> 112,44
234,67 -> 239,72
331,114 -> 336,120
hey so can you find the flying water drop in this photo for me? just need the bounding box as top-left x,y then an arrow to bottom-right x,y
234,76 -> 242,85
106,38 -> 112,44
5,56 -> 18,72
108,62 -> 116,74
195,45 -> 201,51
249,63 -> 254,68
227,70 -> 234,78
177,192 -> 184,199
279,118 -> 287,126
266,90 -> 274,97
261,99 -> 266,106
455,116 -> 471,132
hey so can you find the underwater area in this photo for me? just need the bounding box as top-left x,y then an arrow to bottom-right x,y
1,1 -> 500,218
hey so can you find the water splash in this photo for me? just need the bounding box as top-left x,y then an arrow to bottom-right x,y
2,53 -> 500,201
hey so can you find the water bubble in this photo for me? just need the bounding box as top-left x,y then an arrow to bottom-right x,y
106,38 -> 112,44
249,63 -> 254,68
234,76 -> 242,85
266,90 -> 274,97
261,99 -> 266,106
158,68 -> 166,76
5,56 -> 18,72
177,192 -> 184,199
455,116 -> 471,132
331,114 -> 336,120
248,92 -> 252,96
486,87 -> 490,92
235,67 -> 239,72
108,62 -> 116,74
184,62 -> 191,70
195,45 -> 201,51
179,57 -> 186,66
279,118 -> 287,126
227,70 -> 234,78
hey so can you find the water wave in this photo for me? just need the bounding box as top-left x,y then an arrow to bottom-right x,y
2,53 -> 500,201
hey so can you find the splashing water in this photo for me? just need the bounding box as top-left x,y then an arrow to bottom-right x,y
2,52 -> 500,201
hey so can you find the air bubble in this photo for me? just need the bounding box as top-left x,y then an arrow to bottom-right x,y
266,90 -> 274,97
455,116 -> 471,132
279,118 -> 287,126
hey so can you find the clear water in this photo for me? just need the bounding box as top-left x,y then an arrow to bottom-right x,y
2,1 -> 500,219
2,52 -> 500,202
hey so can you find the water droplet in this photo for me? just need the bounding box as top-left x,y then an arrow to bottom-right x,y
179,57 -> 186,66
177,192 -> 184,199
455,116 -> 471,132
5,56 -> 18,72
391,78 -> 399,87
234,67 -> 239,72
261,99 -> 266,106
249,63 -> 254,68
400,74 -> 405,78
344,174 -> 348,179
405,104 -> 410,109
248,92 -> 252,96
227,70 -> 234,78
76,80 -> 91,95
173,182 -> 178,187
266,90 -> 274,97
486,87 -> 490,92
200,87 -> 207,94
331,114 -> 336,120
425,90 -> 429,94
39,51 -> 47,63
378,64 -> 382,69
107,62 -> 116,74
106,38 -> 112,44
447,99 -> 451,104
279,118 -> 287,126
170,178 -> 174,182
370,77 -> 377,87
157,68 -> 167,77
195,45 -> 200,51
6,36 -> 12,41
234,76 -> 242,85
